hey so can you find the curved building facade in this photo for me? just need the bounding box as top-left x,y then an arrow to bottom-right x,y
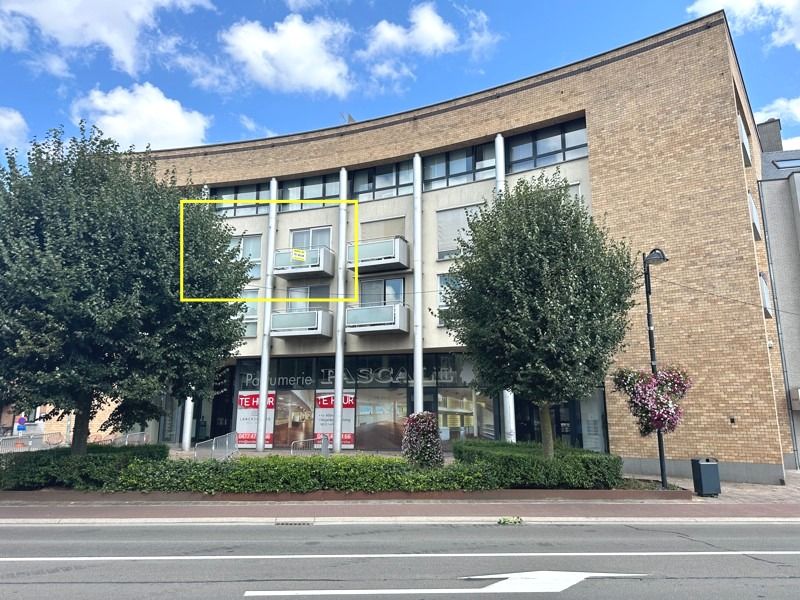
152,11 -> 796,483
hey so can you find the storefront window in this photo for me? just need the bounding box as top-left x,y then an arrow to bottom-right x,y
438,387 -> 494,443
273,389 -> 315,447
355,387 -> 407,450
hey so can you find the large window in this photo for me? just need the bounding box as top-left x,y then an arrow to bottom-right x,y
213,183 -> 270,217
436,205 -> 479,260
291,226 -> 331,249
360,277 -> 404,306
279,173 -> 340,211
229,234 -> 262,279
506,118 -> 588,174
241,289 -> 259,337
287,284 -> 330,311
423,142 -> 495,191
350,160 -> 413,201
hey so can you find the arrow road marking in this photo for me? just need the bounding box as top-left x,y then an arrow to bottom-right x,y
243,570 -> 646,596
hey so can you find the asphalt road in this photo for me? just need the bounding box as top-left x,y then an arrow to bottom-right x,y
1,523 -> 799,599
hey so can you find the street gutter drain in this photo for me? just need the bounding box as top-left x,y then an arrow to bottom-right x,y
275,520 -> 313,526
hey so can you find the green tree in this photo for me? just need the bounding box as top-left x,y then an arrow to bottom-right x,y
0,126 -> 250,454
439,172 -> 639,458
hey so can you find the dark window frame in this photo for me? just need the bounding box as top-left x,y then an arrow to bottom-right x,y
422,142 -> 496,191
212,183 -> 271,217
349,160 -> 414,202
506,118 -> 588,175
278,173 -> 340,211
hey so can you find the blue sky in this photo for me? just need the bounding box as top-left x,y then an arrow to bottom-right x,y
1,0 -> 799,156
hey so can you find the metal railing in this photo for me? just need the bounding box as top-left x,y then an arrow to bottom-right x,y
194,431 -> 238,461
112,432 -> 149,446
290,435 -> 331,456
0,432 -> 66,453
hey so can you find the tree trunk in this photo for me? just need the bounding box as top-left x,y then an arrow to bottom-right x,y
539,403 -> 555,459
71,406 -> 91,455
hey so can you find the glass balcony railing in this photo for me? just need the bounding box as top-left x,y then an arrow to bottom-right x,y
271,309 -> 333,337
345,302 -> 409,333
274,247 -> 321,269
346,236 -> 410,272
273,246 -> 335,278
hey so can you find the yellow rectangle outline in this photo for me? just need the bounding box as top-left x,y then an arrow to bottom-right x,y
179,198 -> 359,303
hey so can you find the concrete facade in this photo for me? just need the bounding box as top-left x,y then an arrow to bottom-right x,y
151,12 -> 793,483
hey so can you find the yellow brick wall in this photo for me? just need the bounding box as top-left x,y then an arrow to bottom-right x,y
152,13 -> 789,466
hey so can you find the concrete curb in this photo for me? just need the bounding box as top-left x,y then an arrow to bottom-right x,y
2,516 -> 800,526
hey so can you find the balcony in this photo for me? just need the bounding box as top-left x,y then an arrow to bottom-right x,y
345,302 -> 410,334
347,236 -> 410,273
271,310 -> 333,338
274,246 -> 335,279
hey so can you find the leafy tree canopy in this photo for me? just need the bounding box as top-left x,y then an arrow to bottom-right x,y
439,171 -> 639,456
0,125 -> 250,453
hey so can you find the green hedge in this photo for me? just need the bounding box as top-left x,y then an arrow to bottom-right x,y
452,439 -> 623,489
0,444 -> 169,490
113,455 -> 501,494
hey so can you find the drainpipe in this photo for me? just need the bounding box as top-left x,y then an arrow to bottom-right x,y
758,180 -> 800,469
413,153 -> 424,413
256,177 -> 278,452
495,133 -> 517,443
333,167 -> 348,453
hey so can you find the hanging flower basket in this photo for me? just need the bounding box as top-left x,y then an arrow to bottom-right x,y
612,367 -> 692,436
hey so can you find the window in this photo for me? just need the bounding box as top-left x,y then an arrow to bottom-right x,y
738,113 -> 752,167
422,142 -> 495,191
775,158 -> 800,169
361,217 -> 405,240
241,289 -> 259,337
759,272 -> 773,318
279,173 -> 340,211
230,234 -> 262,279
291,226 -> 331,249
506,118 -> 588,174
360,278 -> 404,306
748,192 -> 762,241
287,285 -> 330,311
437,274 -> 455,327
212,183 -> 270,216
349,160 -> 413,201
437,205 -> 479,260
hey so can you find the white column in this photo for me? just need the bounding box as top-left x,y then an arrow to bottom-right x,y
413,153 -> 424,413
181,396 -> 194,451
333,167 -> 348,453
256,177 -> 279,452
495,133 -> 516,443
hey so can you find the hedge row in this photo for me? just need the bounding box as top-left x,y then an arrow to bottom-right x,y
452,439 -> 623,490
0,444 -> 170,490
0,441 -> 622,492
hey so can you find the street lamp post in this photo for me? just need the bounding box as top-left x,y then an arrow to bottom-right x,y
643,248 -> 669,490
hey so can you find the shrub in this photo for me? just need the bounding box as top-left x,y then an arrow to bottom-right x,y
0,444 -> 169,490
453,439 -> 623,489
401,411 -> 444,468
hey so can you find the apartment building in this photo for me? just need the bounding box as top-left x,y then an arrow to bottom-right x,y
149,11 -> 795,483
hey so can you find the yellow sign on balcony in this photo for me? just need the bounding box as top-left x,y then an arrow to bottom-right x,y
291,248 -> 307,262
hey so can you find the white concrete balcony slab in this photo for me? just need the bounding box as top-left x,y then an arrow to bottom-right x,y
347,236 -> 410,273
345,302 -> 410,334
270,309 -> 333,338
273,246 -> 335,279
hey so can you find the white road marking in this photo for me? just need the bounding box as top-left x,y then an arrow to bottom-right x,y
243,570 -> 646,596
0,550 -> 799,562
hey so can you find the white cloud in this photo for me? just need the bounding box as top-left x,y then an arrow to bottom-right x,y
284,0 -> 322,10
0,11 -> 27,50
755,95 -> 800,124
456,5 -> 501,60
687,0 -> 800,49
221,15 -> 352,98
26,52 -> 71,78
0,0 -> 214,75
70,82 -> 211,150
239,114 -> 277,138
0,106 -> 28,153
783,135 -> 800,149
367,59 -> 416,94
360,2 -> 458,58
172,52 -> 235,90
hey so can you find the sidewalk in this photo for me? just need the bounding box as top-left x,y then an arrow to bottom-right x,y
0,475 -> 798,523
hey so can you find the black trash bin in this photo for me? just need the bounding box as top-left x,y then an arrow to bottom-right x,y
691,458 -> 720,497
